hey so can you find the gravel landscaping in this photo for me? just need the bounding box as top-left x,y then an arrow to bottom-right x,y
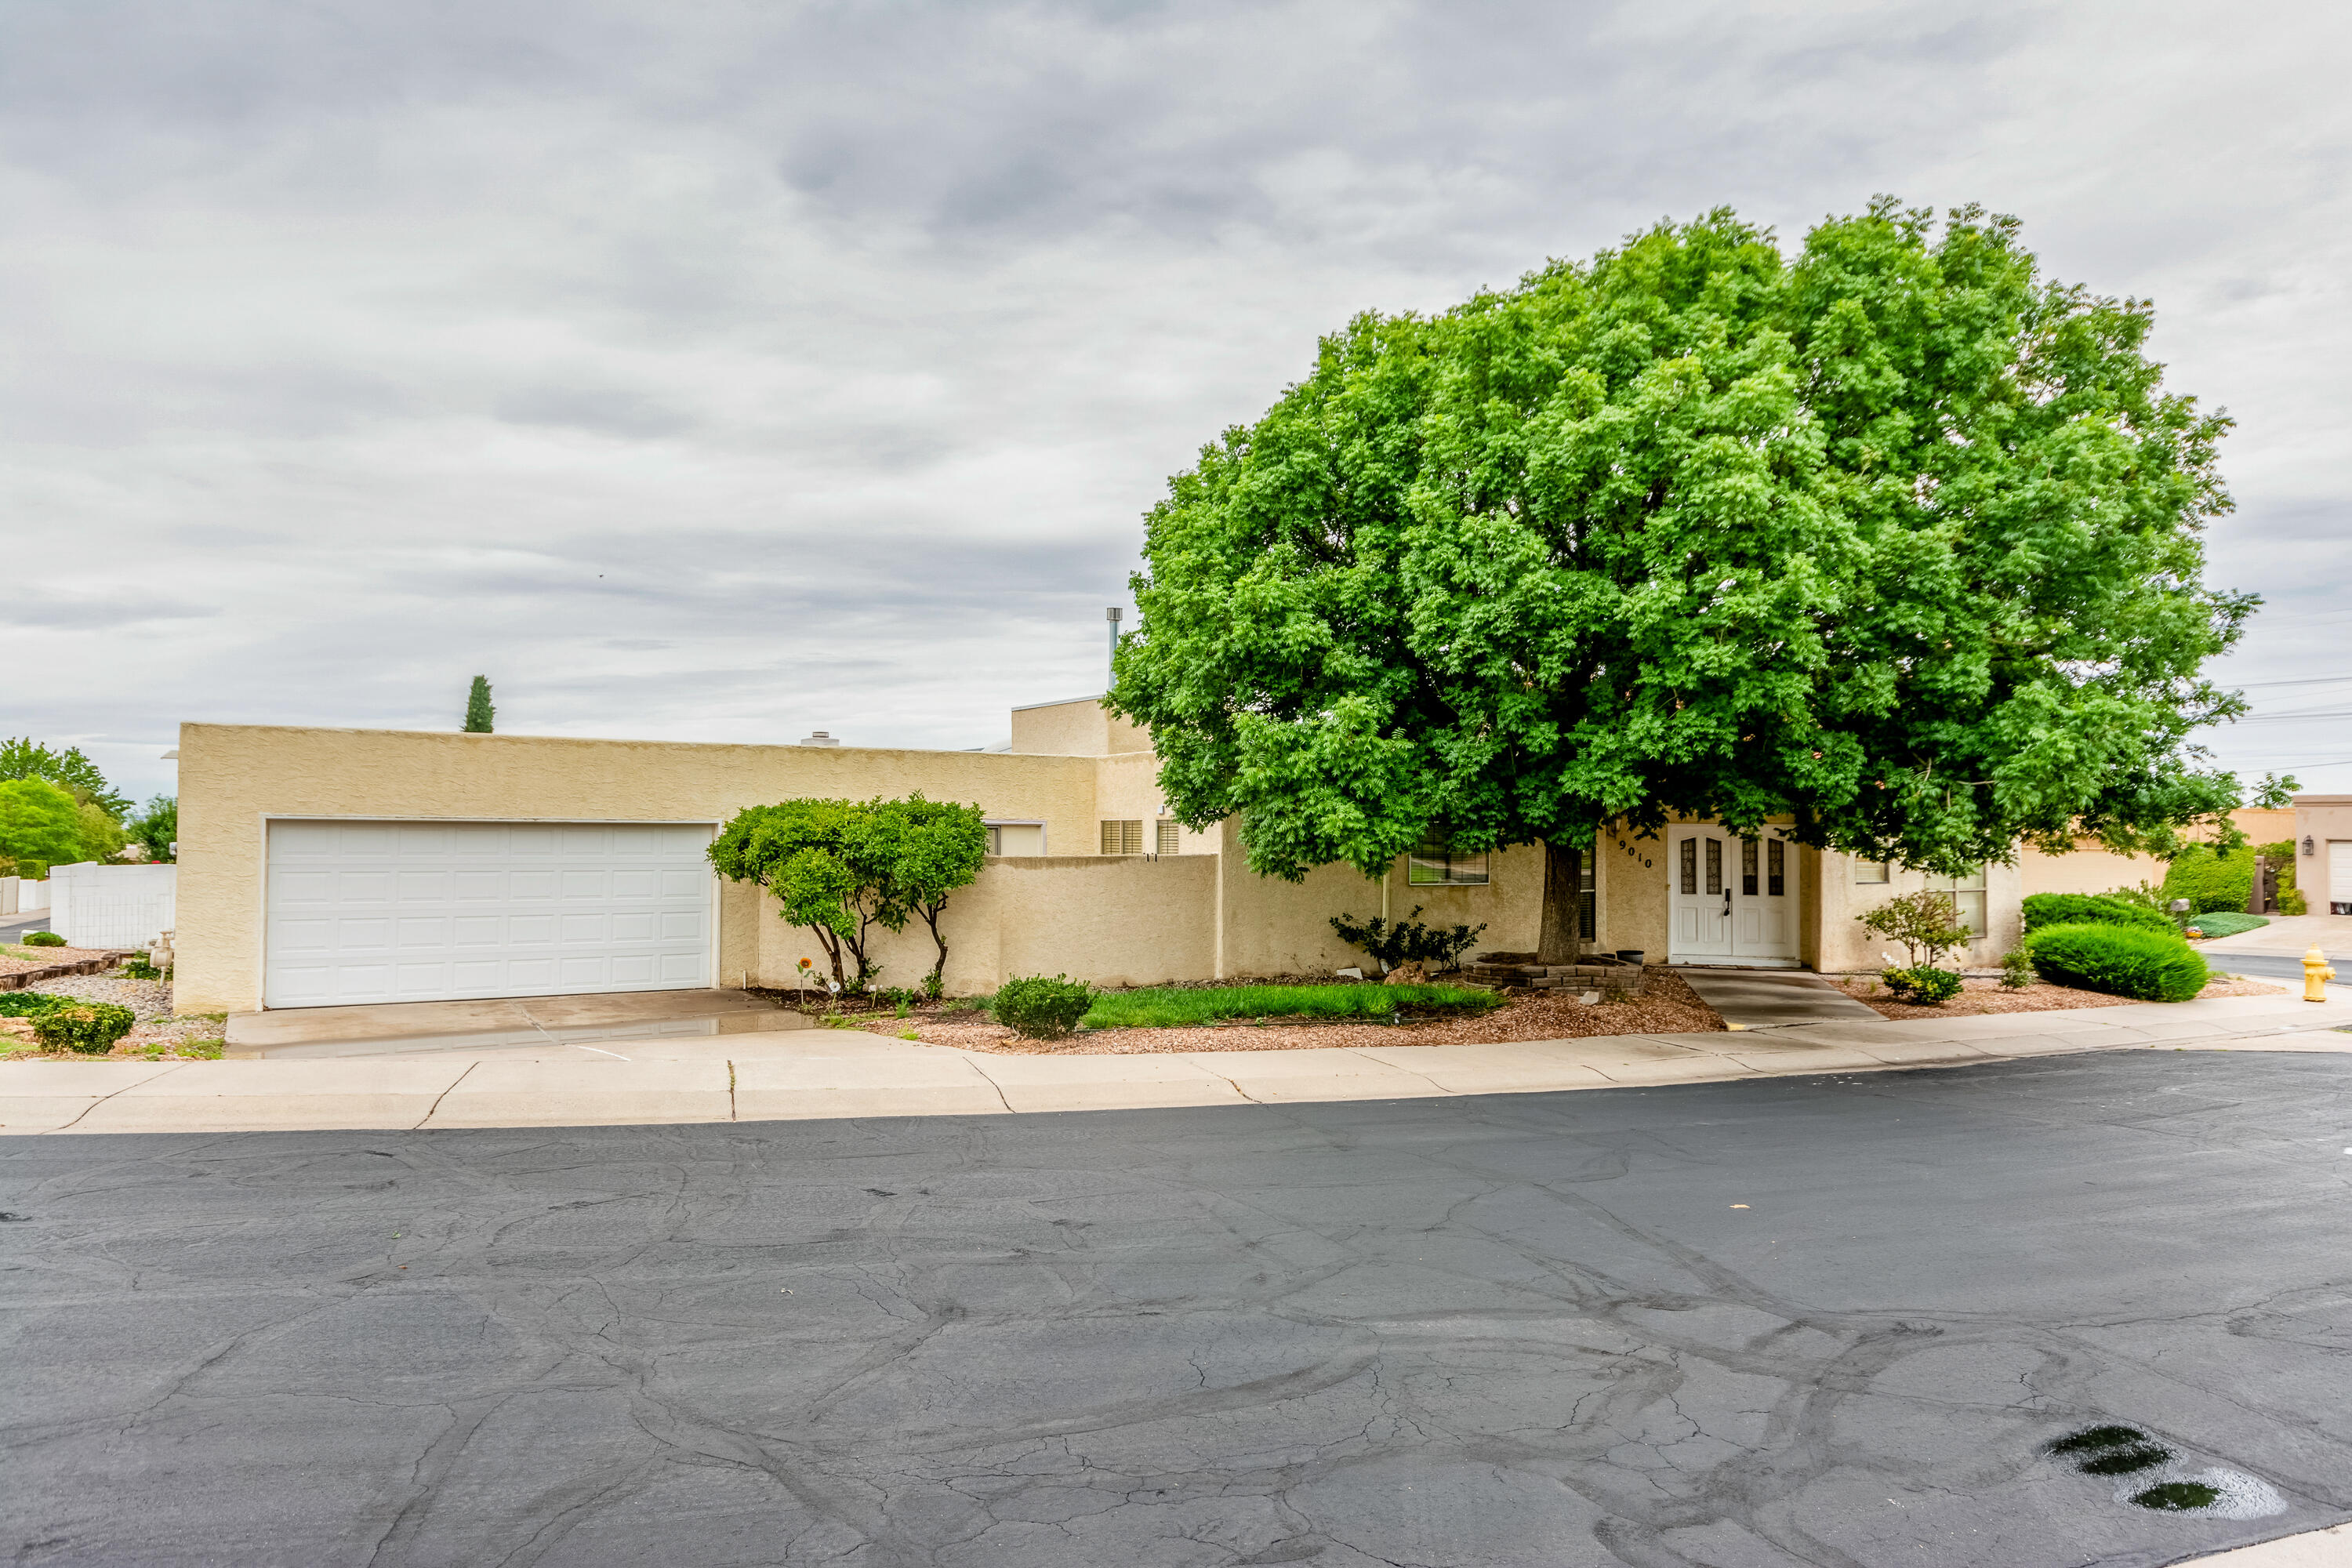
1835,971 -> 2288,1022
0,942 -> 121,978
0,975 -> 227,1058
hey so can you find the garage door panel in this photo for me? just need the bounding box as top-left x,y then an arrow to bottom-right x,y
266,820 -> 714,1007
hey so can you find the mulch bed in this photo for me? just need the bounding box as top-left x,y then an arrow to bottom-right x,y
1834,973 -> 2286,1022
851,967 -> 1728,1055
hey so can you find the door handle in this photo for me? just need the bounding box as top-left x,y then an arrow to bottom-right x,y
1722,889 -> 1732,918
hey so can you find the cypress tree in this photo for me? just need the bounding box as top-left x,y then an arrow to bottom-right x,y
463,676 -> 495,734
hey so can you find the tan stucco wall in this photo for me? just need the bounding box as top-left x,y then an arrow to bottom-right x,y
2020,843 -> 2165,898
751,855 -> 1218,996
1816,853 -> 2024,974
176,724 -> 1102,1013
1007,695 -> 1152,758
1092,750 -> 1214,854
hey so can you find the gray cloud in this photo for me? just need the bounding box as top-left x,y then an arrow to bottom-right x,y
2,0 -> 2347,808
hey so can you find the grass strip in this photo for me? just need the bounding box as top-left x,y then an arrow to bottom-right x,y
1081,982 -> 1497,1031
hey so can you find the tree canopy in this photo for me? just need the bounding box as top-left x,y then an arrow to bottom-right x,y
0,779 -> 85,875
708,794 -> 987,994
0,738 -> 129,820
1109,201 -> 2282,920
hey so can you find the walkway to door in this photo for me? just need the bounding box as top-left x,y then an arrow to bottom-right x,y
1675,967 -> 1883,1028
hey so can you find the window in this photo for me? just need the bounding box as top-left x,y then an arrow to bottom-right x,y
1579,850 -> 1596,941
1704,837 -> 1722,896
1680,837 -> 1697,895
1407,839 -> 1489,886
1855,858 -> 1890,884
1741,838 -> 1759,897
1099,819 -> 1142,855
1929,865 -> 1987,938
1767,837 -> 1784,898
1156,818 -> 1181,856
985,821 -> 1044,856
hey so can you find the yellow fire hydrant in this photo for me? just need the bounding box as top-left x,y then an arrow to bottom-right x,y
2306,946 -> 2338,1003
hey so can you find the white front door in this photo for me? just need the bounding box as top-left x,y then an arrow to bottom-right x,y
264,819 -> 716,1008
1668,825 -> 1801,966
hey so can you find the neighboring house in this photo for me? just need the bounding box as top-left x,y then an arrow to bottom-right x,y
2017,808 -> 2298,902
2292,796 -> 2352,915
172,695 -> 2024,1015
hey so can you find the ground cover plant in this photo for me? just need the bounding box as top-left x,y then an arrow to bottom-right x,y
18,931 -> 65,948
2020,893 -> 2177,935
2182,911 -> 2267,939
1080,981 -> 1498,1030
2027,923 -> 2208,1002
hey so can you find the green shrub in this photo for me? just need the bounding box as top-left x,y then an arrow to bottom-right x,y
1999,948 -> 2037,989
20,930 -> 65,948
30,1000 -> 136,1054
120,954 -> 168,980
0,990 -> 68,1018
989,975 -> 1097,1040
2161,847 -> 2256,915
2027,923 -> 2208,1003
2020,894 -> 2176,935
1882,966 -> 1963,1004
1328,908 -> 1488,972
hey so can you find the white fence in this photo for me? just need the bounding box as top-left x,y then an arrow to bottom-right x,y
1,877 -> 49,917
49,862 -> 176,949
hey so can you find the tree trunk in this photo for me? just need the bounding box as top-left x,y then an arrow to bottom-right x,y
1537,840 -> 1584,966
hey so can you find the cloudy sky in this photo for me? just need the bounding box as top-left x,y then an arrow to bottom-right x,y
5,0 -> 2347,811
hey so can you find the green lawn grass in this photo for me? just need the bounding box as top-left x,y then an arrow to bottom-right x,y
2185,911 -> 2268,938
1080,982 -> 1497,1030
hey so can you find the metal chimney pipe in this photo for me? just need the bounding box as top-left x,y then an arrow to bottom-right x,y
1105,607 -> 1123,688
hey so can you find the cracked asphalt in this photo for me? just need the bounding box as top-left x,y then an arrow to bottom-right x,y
6,1051 -> 2352,1567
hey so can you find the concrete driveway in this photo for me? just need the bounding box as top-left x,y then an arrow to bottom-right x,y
5,1051 -> 2351,1566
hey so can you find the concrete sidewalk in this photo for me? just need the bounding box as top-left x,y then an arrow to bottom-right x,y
9,987 -> 2350,1136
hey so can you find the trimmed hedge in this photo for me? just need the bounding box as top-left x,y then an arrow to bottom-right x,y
2026,923 -> 2209,1003
2020,894 -> 2176,935
20,930 -> 65,948
989,975 -> 1097,1040
2161,848 -> 2256,916
31,1001 -> 136,1054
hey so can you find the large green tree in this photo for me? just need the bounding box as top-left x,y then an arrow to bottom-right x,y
0,738 -> 129,819
0,779 -> 85,876
1109,200 -> 2282,961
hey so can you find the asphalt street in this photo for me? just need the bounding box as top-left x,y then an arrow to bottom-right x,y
0,913 -> 53,940
6,1052 -> 2352,1567
2205,949 -> 2347,984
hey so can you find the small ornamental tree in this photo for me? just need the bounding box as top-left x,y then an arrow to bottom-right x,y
0,778 -> 84,876
872,794 -> 988,996
1107,200 -> 2289,965
463,677 -> 496,734
709,794 -> 987,996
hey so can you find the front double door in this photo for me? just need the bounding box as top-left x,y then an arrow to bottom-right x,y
1669,826 -> 1799,964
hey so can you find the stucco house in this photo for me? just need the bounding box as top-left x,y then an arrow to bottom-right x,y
2291,795 -> 2352,915
172,694 -> 2025,1016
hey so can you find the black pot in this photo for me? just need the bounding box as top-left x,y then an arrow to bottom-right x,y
1617,949 -> 1647,966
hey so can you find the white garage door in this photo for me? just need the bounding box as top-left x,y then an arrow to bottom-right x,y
265,820 -> 714,1008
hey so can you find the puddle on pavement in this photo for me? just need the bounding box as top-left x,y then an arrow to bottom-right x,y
2044,1424 -> 2286,1519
